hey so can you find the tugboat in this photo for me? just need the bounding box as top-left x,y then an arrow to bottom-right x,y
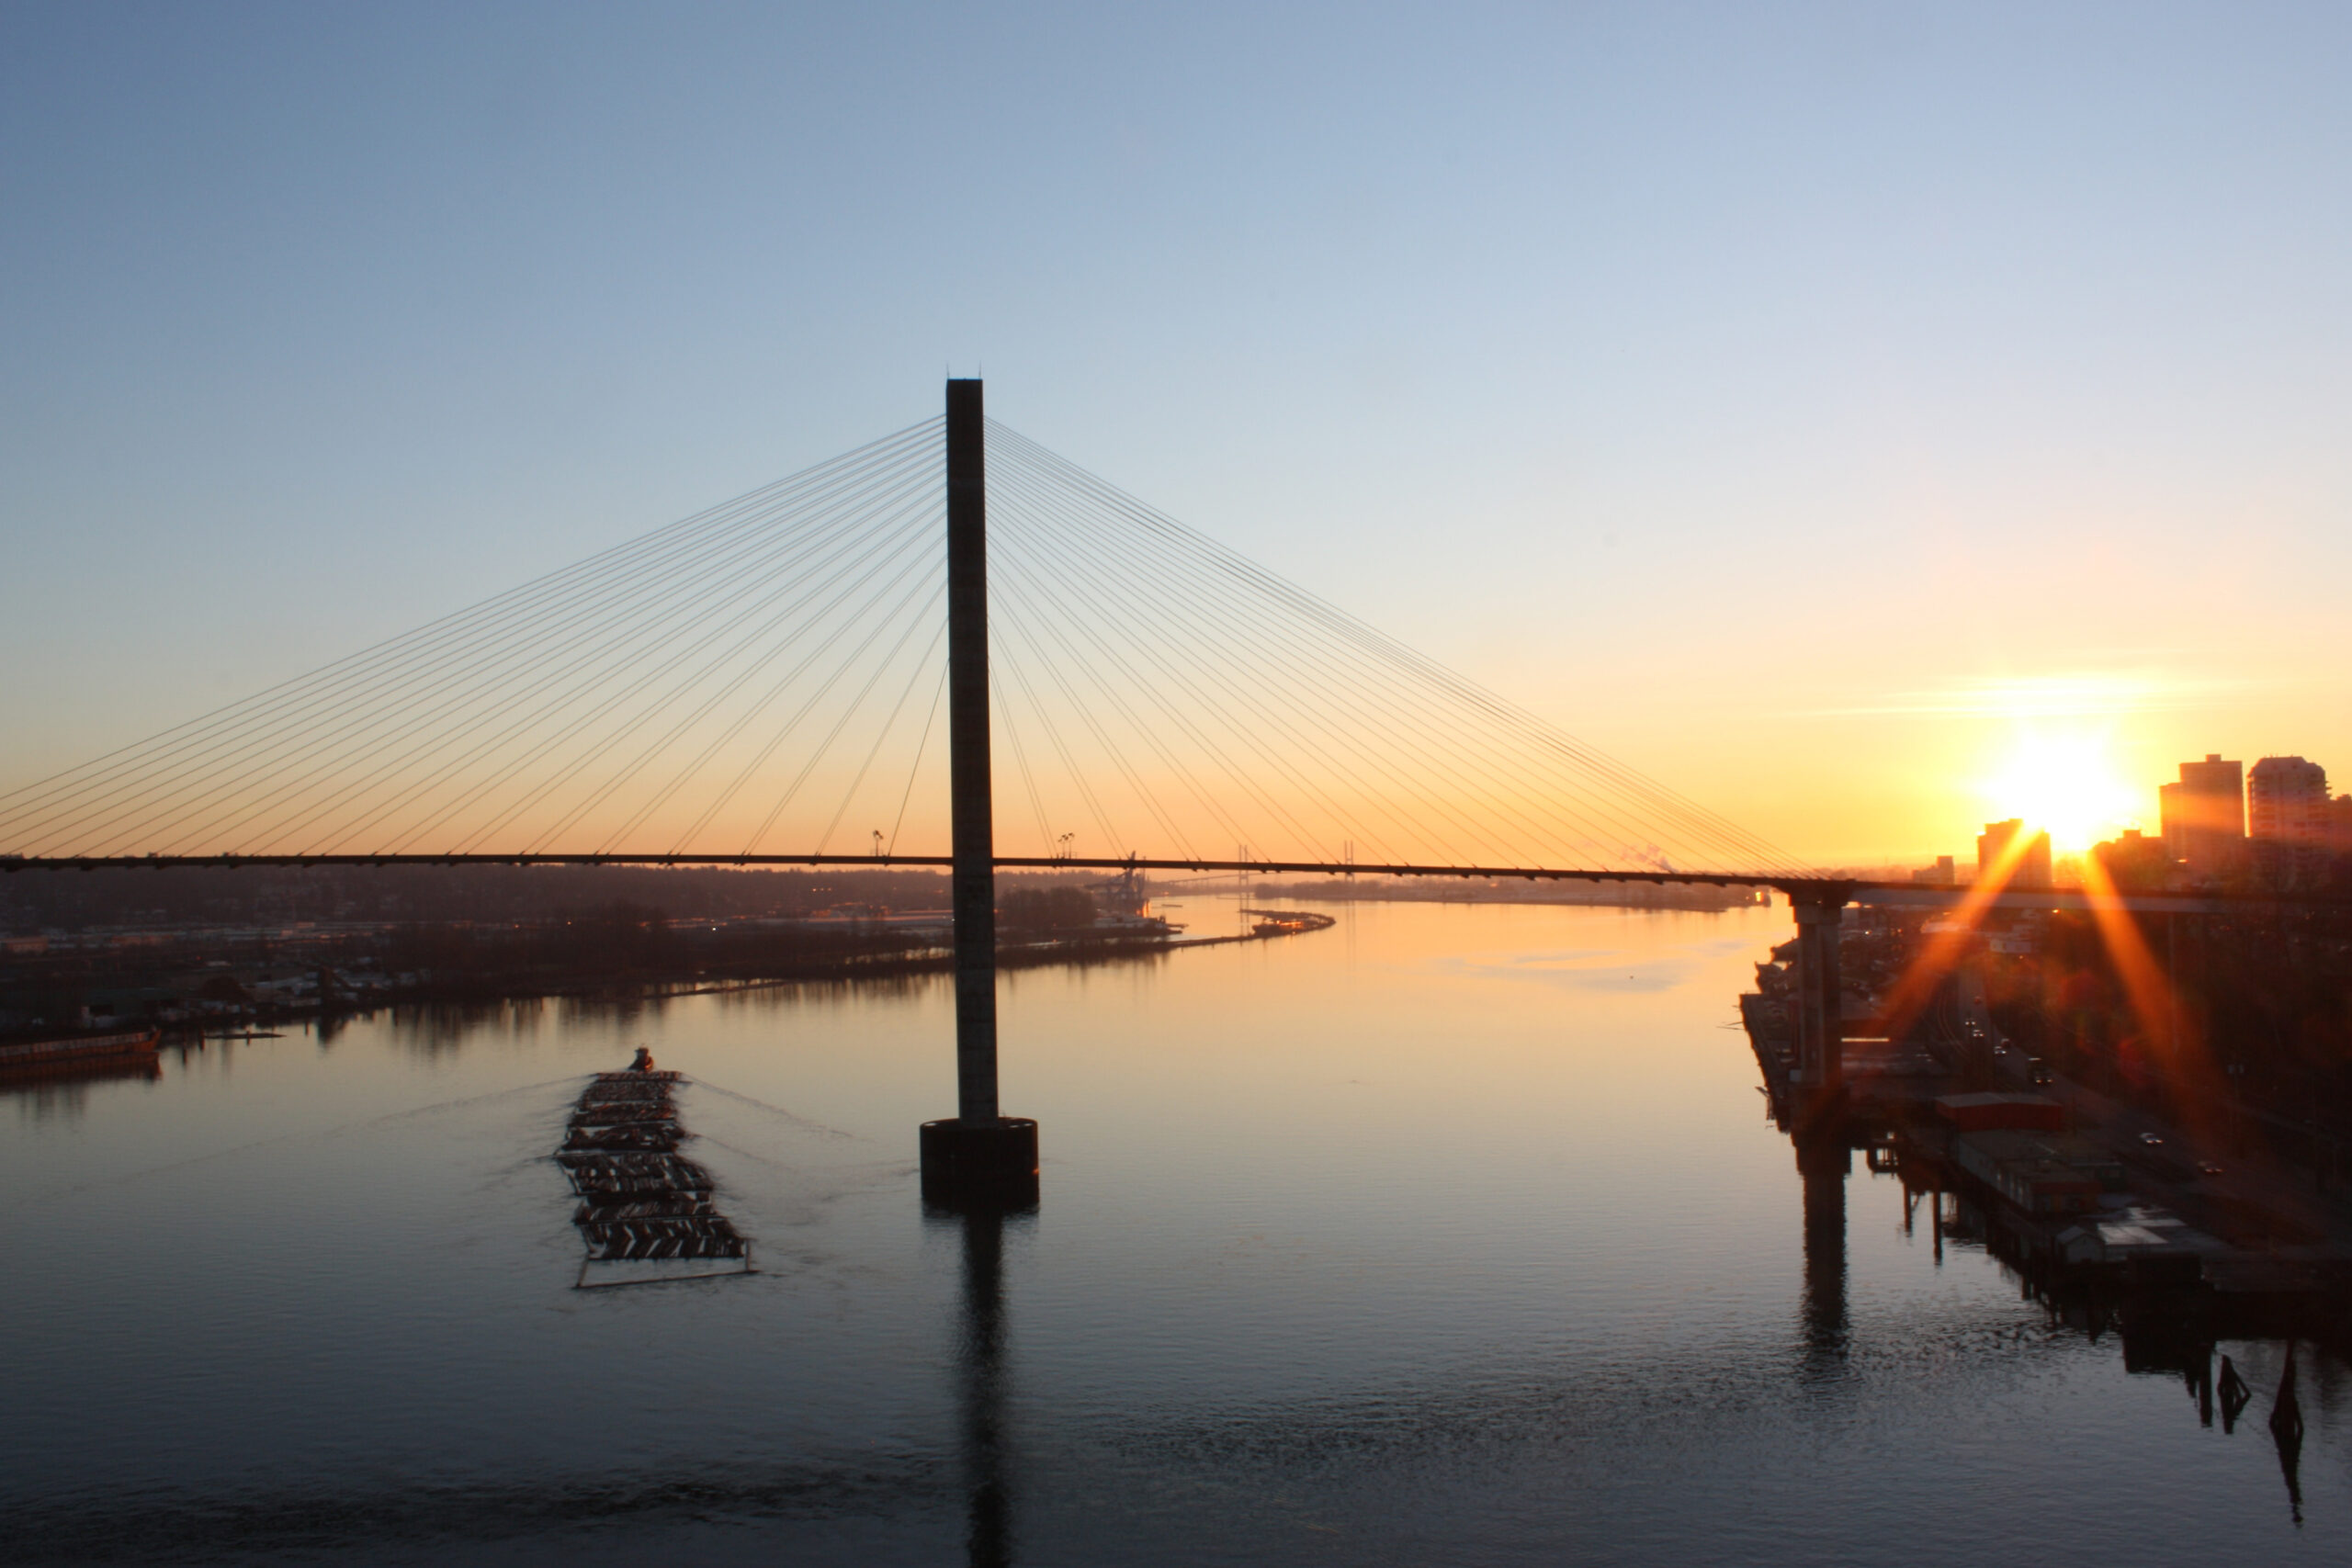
1242,909 -> 1338,938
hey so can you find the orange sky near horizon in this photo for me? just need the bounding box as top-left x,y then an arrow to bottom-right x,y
1564,671 -> 2345,871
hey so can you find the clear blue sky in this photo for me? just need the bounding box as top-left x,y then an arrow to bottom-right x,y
6,2 -> 2348,860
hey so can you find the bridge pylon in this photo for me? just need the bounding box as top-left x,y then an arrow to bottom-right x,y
920,377 -> 1040,1212
1785,883 -> 1851,1130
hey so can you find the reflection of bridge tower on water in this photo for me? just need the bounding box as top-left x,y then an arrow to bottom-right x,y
949,1205 -> 1017,1567
1797,1137 -> 1849,1361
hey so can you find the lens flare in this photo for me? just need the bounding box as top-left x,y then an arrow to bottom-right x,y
1983,729 -> 2140,853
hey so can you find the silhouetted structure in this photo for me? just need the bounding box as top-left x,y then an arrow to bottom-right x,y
2160,753 -> 2245,875
2092,829 -> 2171,891
1977,818 -> 2052,889
2250,755 -> 2332,886
1788,890 -> 1846,1091
920,378 -> 1040,1211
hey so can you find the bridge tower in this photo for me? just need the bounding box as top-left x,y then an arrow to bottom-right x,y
920,378 -> 1041,1210
1787,886 -> 1849,1105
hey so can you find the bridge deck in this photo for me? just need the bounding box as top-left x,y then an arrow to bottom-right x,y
6,852 -> 2340,914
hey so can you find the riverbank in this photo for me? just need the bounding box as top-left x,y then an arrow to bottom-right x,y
1738,988 -> 2352,1344
1,907 -> 1342,1041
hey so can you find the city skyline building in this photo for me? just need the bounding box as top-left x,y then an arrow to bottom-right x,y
2158,753 -> 2245,875
2249,754 -> 2333,886
1977,818 -> 2053,889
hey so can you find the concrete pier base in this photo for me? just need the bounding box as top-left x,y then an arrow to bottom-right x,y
921,1117 -> 1040,1212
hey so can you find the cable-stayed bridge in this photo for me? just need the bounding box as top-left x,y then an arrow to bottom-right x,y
0,415 -> 1797,886
0,380 -> 2267,1200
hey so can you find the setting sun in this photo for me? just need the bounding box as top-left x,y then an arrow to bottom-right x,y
1982,729 -> 2143,853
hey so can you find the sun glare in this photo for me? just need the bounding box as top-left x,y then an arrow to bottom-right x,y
1984,730 -> 2142,854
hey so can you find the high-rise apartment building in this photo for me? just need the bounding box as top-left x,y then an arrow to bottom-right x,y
1977,818 -> 2052,889
2157,753 -> 2244,874
2250,755 -> 2329,840
2249,755 -> 2332,884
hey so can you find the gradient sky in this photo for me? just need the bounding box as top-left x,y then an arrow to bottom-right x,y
6,2 -> 2348,865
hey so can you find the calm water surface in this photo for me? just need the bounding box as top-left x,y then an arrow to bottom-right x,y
3,900 -> 2343,1564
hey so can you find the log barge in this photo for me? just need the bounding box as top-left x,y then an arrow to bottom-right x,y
555,1066 -> 753,1286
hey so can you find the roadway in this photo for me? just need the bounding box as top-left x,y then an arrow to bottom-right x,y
6,852 -> 2345,917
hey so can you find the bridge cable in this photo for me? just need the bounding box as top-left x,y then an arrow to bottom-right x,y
0,421 -> 939,850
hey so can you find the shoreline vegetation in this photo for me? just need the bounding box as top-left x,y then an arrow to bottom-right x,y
3,864 -> 1408,1040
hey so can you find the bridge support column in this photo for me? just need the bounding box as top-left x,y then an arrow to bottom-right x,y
922,377 -> 1039,1212
1789,890 -> 1845,1100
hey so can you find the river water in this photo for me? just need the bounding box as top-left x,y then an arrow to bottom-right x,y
2,899 -> 2342,1565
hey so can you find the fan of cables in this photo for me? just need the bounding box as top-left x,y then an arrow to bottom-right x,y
982,423 -> 1800,877
0,415 -> 1802,878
